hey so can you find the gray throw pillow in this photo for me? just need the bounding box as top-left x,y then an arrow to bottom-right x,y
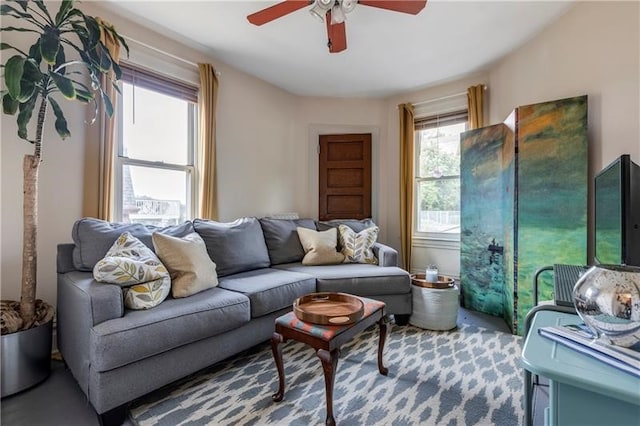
193,217 -> 270,277
72,218 -> 194,271
259,218 -> 316,265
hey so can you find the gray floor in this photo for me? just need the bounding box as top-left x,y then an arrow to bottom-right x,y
1,307 -> 548,426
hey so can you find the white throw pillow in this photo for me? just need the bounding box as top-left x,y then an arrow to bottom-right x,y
152,232 -> 219,298
338,224 -> 379,264
93,232 -> 171,310
296,227 -> 345,265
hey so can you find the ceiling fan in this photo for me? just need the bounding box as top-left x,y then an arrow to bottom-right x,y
247,0 -> 428,53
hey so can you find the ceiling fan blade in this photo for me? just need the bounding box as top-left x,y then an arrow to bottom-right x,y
247,0 -> 311,26
326,11 -> 347,53
358,0 -> 427,15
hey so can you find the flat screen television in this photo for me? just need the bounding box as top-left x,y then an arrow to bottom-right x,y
594,154 -> 640,266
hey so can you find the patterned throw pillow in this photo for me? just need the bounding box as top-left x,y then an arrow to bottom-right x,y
93,232 -> 171,310
296,227 -> 345,266
152,232 -> 219,298
338,224 -> 379,264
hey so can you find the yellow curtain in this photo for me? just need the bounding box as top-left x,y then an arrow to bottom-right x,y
82,18 -> 121,220
198,63 -> 219,220
399,103 -> 415,271
467,84 -> 485,130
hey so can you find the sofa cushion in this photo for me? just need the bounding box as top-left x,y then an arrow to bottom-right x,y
316,218 -> 376,250
273,263 -> 410,297
296,227 -> 345,265
258,218 -> 316,265
338,224 -> 379,264
193,218 -> 270,277
72,218 -> 194,271
90,287 -> 250,372
152,232 -> 219,298
93,232 -> 171,310
218,268 -> 316,318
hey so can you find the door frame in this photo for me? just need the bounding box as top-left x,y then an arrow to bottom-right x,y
308,124 -> 379,223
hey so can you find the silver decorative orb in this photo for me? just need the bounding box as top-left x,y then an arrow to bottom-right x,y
573,264 -> 640,347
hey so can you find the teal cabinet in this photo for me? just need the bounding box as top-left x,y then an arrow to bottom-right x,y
522,310 -> 640,425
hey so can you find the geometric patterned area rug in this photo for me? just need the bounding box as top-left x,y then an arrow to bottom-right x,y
129,323 -> 523,426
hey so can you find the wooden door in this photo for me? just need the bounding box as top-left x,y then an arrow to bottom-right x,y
319,133 -> 372,220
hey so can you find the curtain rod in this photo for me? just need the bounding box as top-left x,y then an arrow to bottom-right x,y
411,85 -> 487,107
122,35 -> 221,76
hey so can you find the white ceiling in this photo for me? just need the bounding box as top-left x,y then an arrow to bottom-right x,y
103,1 -> 575,98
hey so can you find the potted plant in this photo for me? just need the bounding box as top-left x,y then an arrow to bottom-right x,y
1,0 -> 127,396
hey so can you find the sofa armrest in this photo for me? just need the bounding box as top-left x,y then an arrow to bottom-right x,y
57,243 -> 76,273
57,271 -> 123,396
58,272 -> 124,326
373,243 -> 399,267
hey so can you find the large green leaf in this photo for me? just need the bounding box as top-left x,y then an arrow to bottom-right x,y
0,42 -> 27,56
99,87 -> 114,117
75,88 -> 93,104
48,97 -> 70,139
54,0 -> 74,26
54,46 -> 66,75
17,59 -> 40,102
17,95 -> 38,140
50,72 -> 76,99
83,15 -> 100,48
28,40 -> 42,64
0,27 -> 40,34
2,93 -> 19,115
0,4 -> 35,21
13,1 -> 28,12
4,55 -> 25,100
111,59 -> 122,80
94,43 -> 112,72
40,27 -> 60,64
31,1 -> 53,25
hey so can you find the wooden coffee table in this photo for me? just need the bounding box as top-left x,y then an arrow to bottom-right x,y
271,297 -> 388,426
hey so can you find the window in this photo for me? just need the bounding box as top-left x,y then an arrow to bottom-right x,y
414,110 -> 468,239
115,64 -> 198,226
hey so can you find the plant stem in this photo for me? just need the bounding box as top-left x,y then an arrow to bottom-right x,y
20,95 -> 47,328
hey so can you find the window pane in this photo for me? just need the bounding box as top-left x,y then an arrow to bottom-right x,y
122,82 -> 191,165
418,122 -> 465,178
417,179 -> 460,233
122,165 -> 189,226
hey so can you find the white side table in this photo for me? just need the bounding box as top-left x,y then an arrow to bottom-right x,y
410,283 -> 459,330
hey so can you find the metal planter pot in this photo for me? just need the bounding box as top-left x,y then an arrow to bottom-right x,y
1,319 -> 52,398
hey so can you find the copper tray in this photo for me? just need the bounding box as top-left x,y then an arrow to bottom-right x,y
411,273 -> 455,289
293,292 -> 364,325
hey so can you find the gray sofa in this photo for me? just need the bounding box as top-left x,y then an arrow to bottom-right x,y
56,217 -> 411,424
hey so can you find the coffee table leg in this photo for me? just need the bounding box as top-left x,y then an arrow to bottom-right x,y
317,348 -> 339,426
378,316 -> 389,376
271,332 -> 285,402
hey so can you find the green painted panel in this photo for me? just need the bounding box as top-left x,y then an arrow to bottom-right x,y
515,96 -> 588,334
460,124 -> 510,318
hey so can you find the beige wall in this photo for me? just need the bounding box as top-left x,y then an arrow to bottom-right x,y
489,1 -> 640,169
2,1 -> 638,309
404,1 -> 639,275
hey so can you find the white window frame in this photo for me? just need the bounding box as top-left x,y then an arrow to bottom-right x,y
413,101 -> 468,242
113,66 -> 198,223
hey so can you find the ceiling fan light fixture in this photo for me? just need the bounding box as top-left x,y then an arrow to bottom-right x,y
309,5 -> 325,21
309,0 -> 333,22
341,0 -> 357,14
330,4 -> 346,24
